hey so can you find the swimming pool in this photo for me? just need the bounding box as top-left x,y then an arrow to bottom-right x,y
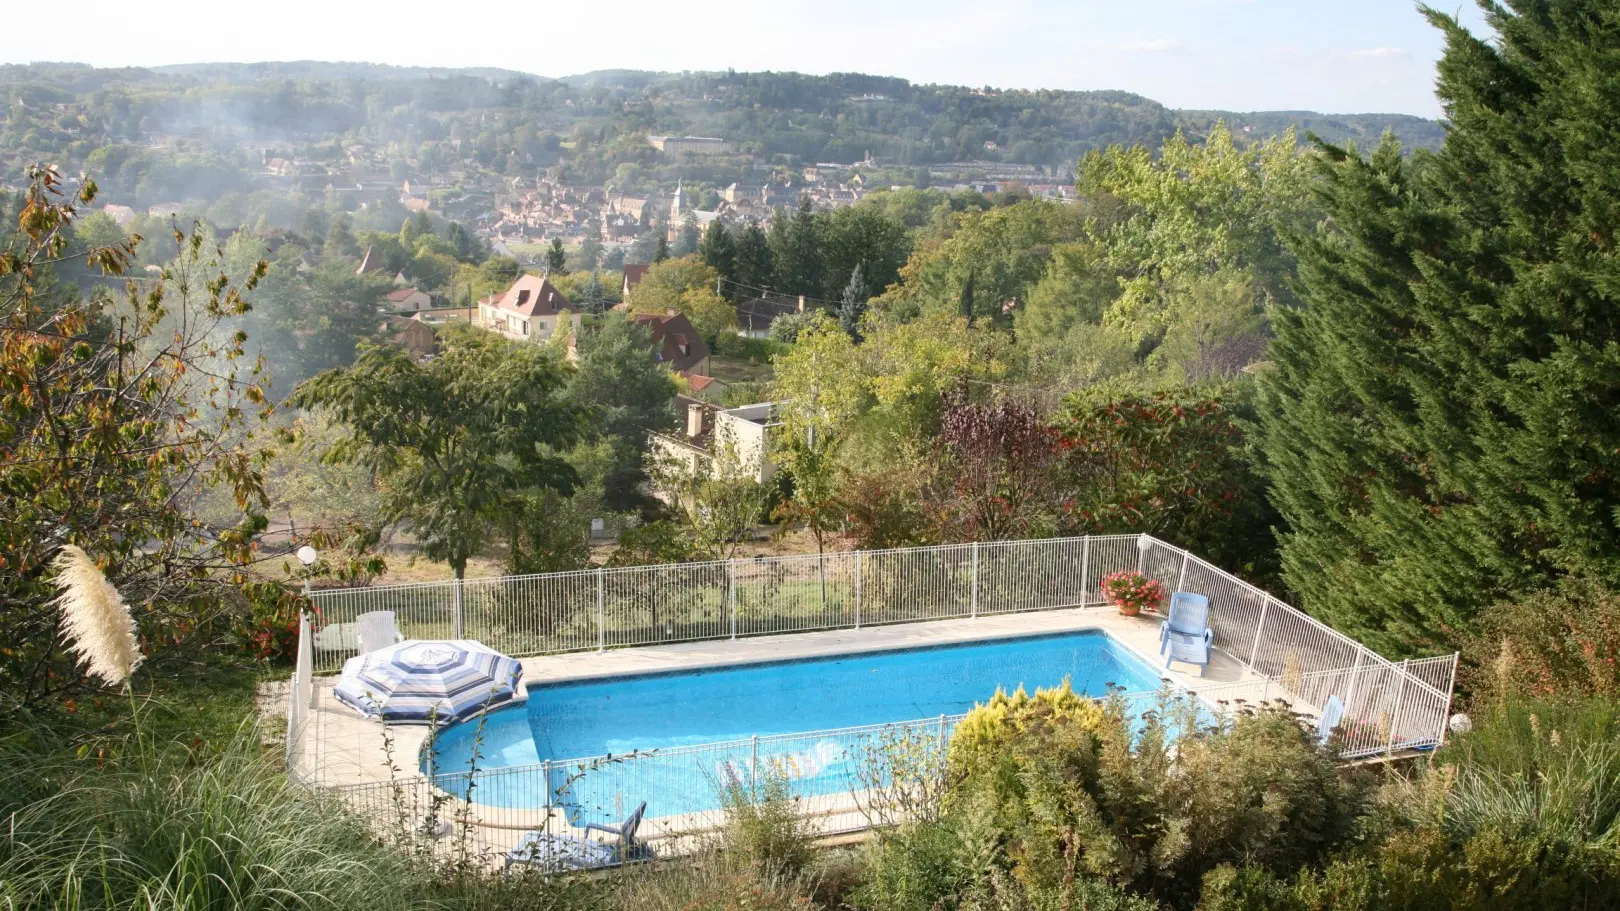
427,629 -> 1166,821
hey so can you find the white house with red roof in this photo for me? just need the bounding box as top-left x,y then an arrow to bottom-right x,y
477,274 -> 582,342
384,287 -> 432,311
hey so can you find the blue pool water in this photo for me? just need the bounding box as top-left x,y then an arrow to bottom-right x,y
427,630 -> 1166,821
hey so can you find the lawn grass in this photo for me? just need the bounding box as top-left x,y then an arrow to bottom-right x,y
708,354 -> 775,385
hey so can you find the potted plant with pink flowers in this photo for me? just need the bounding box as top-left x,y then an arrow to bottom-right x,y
1099,570 -> 1167,617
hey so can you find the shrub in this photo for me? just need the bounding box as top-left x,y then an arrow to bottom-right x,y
721,773 -> 816,879
944,689 -> 1362,909
0,729 -> 424,910
1469,575 -> 1620,699
853,822 -> 968,911
237,583 -> 309,663
610,854 -> 817,911
946,680 -> 1109,779
1159,703 -> 1361,892
1393,697 -> 1620,856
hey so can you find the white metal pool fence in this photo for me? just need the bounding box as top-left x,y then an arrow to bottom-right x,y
285,534 -> 1458,852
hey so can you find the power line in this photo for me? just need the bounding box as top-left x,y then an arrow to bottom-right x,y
715,275 -> 842,309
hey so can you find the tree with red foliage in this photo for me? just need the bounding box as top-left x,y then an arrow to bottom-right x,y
926,395 -> 1064,542
1054,384 -> 1277,580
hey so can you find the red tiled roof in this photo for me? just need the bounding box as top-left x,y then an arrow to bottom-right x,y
356,245 -> 386,274
493,274 -> 572,317
631,312 -> 711,373
621,263 -> 651,292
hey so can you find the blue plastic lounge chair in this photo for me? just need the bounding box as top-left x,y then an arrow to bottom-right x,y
1159,592 -> 1213,675
1316,696 -> 1346,745
505,801 -> 649,872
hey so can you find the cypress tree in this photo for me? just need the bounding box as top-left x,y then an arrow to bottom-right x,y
1255,1 -> 1620,653
734,220 -> 774,296
699,220 -> 737,294
839,262 -> 870,340
546,237 -> 567,274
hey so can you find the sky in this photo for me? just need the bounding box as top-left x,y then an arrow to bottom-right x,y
9,0 -> 1491,118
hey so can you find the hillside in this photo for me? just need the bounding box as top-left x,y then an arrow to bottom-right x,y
0,62 -> 1445,202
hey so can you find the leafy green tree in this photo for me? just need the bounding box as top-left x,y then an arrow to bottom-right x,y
605,519 -> 697,567
674,217 -> 701,258
576,271 -> 606,314
576,226 -> 602,272
699,220 -> 737,291
545,237 -> 568,274
1058,384 -> 1278,582
772,196 -> 823,297
323,213 -> 359,259
293,330 -> 585,581
820,204 -> 910,300
479,255 -> 521,289
567,313 -> 678,510
1076,123 -> 1313,345
733,220 -> 774,296
1254,3 -> 1620,652
653,235 -> 670,263
627,255 -> 736,340
0,171 -> 275,718
879,199 -> 1084,325
650,452 -> 772,563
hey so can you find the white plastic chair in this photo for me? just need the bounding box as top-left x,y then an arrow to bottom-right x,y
355,610 -> 404,655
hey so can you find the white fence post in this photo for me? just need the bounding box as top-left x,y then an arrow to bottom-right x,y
728,561 -> 737,640
1344,650 -> 1366,708
1440,651 -> 1460,745
970,543 -> 980,619
1175,551 -> 1190,593
1386,659 -> 1410,755
1247,597 -> 1271,670
1078,536 -> 1091,606
749,734 -> 759,800
297,609 -> 313,709
452,577 -> 464,639
854,551 -> 863,629
596,567 -> 606,653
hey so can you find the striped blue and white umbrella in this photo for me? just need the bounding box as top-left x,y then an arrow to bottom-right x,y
334,640 -> 522,725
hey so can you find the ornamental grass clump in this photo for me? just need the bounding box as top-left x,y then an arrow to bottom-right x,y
50,545 -> 142,688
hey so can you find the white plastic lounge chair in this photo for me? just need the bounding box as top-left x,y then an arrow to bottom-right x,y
505,801 -> 649,872
355,610 -> 404,655
1316,695 -> 1346,745
1159,592 -> 1213,675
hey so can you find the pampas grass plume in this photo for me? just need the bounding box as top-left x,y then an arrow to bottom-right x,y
51,545 -> 142,687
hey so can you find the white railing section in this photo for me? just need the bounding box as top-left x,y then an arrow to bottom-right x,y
301,535 -> 1143,673
287,534 -> 1459,847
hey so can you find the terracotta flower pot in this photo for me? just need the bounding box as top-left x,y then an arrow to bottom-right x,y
1117,603 -> 1142,617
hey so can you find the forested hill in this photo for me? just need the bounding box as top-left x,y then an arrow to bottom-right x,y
0,61 -> 1444,209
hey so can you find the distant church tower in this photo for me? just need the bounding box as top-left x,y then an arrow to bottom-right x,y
667,178 -> 684,243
